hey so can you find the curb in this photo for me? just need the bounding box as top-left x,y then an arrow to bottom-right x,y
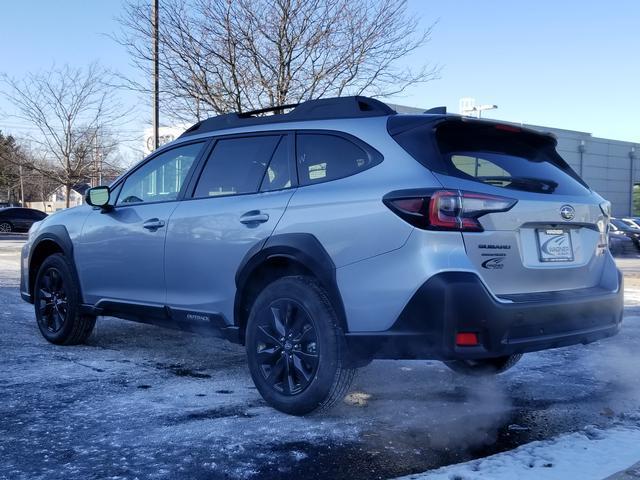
604,461 -> 640,480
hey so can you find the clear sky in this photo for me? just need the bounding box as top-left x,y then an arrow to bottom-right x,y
0,0 -> 638,152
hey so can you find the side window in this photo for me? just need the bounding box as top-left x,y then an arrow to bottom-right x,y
260,136 -> 292,192
26,210 -> 45,219
193,135 -> 281,198
296,134 -> 378,186
117,142 -> 203,206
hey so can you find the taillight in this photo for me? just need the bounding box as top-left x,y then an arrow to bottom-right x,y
384,189 -> 517,232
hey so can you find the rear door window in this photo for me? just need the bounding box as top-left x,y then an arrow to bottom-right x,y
296,133 -> 380,186
194,135 -> 281,198
260,136 -> 293,192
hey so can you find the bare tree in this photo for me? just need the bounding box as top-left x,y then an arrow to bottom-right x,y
0,131 -> 59,206
0,131 -> 22,203
1,65 -> 127,207
116,0 -> 439,121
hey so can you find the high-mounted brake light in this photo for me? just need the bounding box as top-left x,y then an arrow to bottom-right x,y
384,189 -> 517,232
494,124 -> 521,133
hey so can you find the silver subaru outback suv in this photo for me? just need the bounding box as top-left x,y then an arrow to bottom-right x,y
20,96 -> 623,414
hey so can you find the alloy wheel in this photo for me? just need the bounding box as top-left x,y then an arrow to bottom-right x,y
37,268 -> 68,333
254,299 -> 319,395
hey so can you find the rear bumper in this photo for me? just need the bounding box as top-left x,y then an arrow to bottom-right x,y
345,271 -> 623,361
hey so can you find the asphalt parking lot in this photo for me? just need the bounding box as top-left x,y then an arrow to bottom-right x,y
2,238 -> 640,480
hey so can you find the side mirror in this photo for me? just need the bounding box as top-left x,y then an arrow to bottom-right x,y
85,186 -> 112,210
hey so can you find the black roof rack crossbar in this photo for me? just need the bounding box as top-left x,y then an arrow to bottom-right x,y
237,103 -> 299,118
180,96 -> 397,137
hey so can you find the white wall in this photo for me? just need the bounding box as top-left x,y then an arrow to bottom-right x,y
525,124 -> 638,216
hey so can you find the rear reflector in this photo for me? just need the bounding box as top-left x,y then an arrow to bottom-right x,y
456,332 -> 479,346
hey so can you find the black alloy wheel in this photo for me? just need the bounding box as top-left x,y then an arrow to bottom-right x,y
246,276 -> 356,415
34,253 -> 96,345
37,267 -> 69,333
254,298 -> 319,395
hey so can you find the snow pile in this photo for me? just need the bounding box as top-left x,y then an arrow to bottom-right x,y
624,288 -> 640,306
398,427 -> 640,480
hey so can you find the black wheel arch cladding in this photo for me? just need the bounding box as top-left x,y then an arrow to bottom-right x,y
29,225 -> 84,303
234,233 -> 348,337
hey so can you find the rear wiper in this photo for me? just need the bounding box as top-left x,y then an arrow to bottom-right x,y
476,176 -> 558,193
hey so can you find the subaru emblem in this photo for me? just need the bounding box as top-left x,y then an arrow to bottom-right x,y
560,205 -> 575,221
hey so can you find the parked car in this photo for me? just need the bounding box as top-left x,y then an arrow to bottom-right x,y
0,207 -> 47,233
20,96 -> 623,415
621,217 -> 640,229
622,217 -> 640,228
610,218 -> 640,248
609,224 -> 637,255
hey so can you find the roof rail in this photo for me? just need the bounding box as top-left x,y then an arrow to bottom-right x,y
424,106 -> 447,114
180,96 -> 396,137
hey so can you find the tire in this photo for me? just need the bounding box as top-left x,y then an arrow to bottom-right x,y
0,222 -> 12,233
34,253 -> 96,345
245,275 -> 355,415
444,354 -> 522,376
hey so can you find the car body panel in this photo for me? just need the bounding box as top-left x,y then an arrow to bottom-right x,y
165,189 -> 295,323
428,149 -> 608,296
76,202 -> 179,305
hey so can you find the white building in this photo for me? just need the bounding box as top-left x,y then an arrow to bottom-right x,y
27,184 -> 88,213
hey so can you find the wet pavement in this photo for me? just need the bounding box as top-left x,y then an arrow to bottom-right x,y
1,239 -> 640,479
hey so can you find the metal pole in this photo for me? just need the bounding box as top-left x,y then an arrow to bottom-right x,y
18,164 -> 24,206
630,147 -> 636,216
94,128 -> 99,187
152,0 -> 160,150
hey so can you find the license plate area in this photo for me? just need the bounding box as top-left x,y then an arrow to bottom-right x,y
536,228 -> 574,262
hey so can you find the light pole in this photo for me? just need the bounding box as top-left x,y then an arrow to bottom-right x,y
152,0 -> 159,151
472,104 -> 498,118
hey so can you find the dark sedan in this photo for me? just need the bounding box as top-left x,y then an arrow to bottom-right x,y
609,225 -> 637,255
609,218 -> 640,252
0,208 -> 47,233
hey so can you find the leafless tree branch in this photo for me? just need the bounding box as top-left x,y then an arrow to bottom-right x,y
1,65 -> 129,207
114,0 -> 440,122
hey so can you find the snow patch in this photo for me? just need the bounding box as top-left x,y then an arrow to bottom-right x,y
398,427 -> 640,480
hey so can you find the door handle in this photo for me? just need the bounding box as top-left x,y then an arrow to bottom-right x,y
142,218 -> 166,230
240,211 -> 269,225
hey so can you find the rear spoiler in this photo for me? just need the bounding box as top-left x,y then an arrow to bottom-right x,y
387,114 -> 558,146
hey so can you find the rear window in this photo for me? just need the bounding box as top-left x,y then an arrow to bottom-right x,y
296,133 -> 380,186
391,118 -> 590,196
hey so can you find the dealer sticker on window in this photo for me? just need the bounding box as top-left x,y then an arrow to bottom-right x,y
536,228 -> 574,262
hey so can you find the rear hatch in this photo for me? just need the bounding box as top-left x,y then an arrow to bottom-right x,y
389,117 -> 609,296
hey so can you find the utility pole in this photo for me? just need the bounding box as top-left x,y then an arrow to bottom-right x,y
18,163 -> 24,206
94,128 -> 99,187
152,0 -> 160,151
